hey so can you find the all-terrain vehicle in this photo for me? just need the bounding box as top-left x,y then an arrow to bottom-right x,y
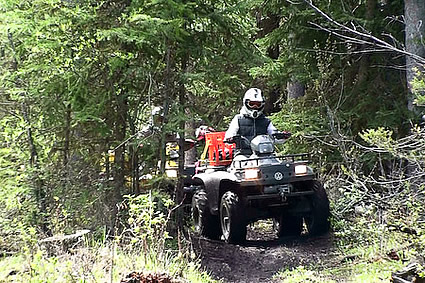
185,131 -> 330,244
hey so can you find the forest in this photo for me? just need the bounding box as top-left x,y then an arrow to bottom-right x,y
1,0 -> 425,282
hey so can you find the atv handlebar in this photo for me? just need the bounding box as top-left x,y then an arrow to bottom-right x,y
272,131 -> 291,140
224,135 -> 250,144
224,132 -> 291,147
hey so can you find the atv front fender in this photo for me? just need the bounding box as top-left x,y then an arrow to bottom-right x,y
192,171 -> 238,215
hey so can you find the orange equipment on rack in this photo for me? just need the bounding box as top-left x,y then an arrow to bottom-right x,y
201,132 -> 235,166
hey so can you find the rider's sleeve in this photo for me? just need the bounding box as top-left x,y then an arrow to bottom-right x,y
224,115 -> 240,140
267,120 -> 278,135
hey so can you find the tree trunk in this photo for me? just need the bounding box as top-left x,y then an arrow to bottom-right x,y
287,78 -> 305,99
64,103 -> 71,167
404,0 -> 425,111
404,0 -> 425,179
286,28 -> 305,100
184,118 -> 197,166
128,114 -> 139,194
22,101 -> 51,235
21,102 -> 38,166
177,52 -> 189,204
357,0 -> 377,86
257,11 -> 282,113
160,45 -> 173,174
9,30 -> 50,235
113,98 -> 127,199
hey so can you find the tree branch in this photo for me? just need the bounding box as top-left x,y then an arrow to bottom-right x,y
301,0 -> 425,64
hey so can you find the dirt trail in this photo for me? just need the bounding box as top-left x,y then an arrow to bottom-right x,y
192,221 -> 337,283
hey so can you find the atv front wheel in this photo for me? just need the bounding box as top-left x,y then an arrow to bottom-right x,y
192,189 -> 221,239
220,191 -> 246,244
305,181 -> 330,236
273,213 -> 303,237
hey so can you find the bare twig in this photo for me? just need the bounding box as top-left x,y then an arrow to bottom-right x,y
301,0 -> 425,64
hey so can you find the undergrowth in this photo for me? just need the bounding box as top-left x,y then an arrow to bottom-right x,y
0,189 -> 216,283
276,126 -> 425,282
0,244 -> 215,283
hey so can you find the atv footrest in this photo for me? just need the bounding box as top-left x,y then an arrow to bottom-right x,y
183,185 -> 201,194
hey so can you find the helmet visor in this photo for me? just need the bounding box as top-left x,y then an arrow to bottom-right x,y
246,100 -> 265,109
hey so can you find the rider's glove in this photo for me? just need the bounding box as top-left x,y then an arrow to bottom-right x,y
273,131 -> 291,140
282,131 -> 291,139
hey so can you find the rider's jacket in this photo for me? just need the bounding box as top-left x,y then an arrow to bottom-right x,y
225,106 -> 277,155
238,115 -> 270,141
237,114 -> 271,152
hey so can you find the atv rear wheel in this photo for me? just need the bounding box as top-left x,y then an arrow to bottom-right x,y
220,191 -> 246,244
273,213 -> 303,237
305,181 -> 330,236
192,189 -> 221,239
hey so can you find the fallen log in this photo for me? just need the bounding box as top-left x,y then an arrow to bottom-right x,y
39,229 -> 90,255
391,262 -> 425,283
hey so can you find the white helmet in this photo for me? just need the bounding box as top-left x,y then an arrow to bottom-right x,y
242,88 -> 265,119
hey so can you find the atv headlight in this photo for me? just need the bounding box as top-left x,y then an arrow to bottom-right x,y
295,164 -> 307,176
258,143 -> 274,154
251,135 -> 274,155
245,169 -> 261,180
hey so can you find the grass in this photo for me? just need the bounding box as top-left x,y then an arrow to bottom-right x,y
0,245 -> 216,283
2,212 -> 423,283
275,226 -> 418,283
275,259 -> 405,283
333,259 -> 405,282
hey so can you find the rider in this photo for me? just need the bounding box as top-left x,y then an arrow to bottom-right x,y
224,88 -> 280,155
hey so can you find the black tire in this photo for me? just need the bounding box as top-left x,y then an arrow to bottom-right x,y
305,181 -> 330,236
273,213 -> 303,237
192,190 -> 221,239
220,191 -> 247,244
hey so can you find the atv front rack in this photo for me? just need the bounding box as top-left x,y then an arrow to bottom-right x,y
199,131 -> 310,168
233,153 -> 310,168
276,153 -> 310,161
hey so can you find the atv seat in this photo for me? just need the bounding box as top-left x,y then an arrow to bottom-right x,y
203,132 -> 235,166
